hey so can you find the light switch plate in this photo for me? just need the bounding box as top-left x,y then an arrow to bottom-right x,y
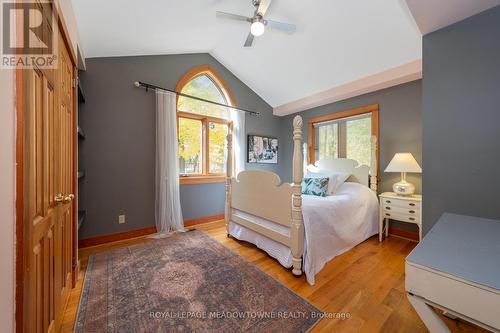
118,215 -> 126,224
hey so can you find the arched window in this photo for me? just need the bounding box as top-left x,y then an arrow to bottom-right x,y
176,65 -> 233,183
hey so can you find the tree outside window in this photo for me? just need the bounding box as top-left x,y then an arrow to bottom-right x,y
315,112 -> 375,167
176,66 -> 233,182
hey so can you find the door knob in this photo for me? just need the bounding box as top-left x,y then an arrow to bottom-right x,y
64,193 -> 75,203
55,193 -> 65,203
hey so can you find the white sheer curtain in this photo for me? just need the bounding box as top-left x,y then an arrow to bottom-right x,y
231,109 -> 246,174
152,90 -> 185,237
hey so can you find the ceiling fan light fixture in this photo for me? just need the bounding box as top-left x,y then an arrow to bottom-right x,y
250,21 -> 265,36
216,0 -> 295,47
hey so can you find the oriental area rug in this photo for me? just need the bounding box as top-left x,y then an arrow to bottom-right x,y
75,230 -> 322,332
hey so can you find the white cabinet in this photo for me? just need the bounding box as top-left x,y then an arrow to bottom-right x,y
379,192 -> 422,241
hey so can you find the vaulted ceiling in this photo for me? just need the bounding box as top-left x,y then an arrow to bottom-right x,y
72,0 -> 423,113
406,0 -> 500,35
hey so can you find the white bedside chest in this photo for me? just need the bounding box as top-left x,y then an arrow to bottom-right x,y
379,192 -> 422,242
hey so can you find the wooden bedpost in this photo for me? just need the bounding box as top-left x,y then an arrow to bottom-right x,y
370,135 -> 378,192
303,142 -> 308,175
225,132 -> 233,237
291,116 -> 304,276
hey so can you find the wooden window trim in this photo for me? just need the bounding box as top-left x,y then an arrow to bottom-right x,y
177,111 -> 231,125
308,104 -> 379,168
179,175 -> 226,185
175,65 -> 236,106
176,65 -> 235,184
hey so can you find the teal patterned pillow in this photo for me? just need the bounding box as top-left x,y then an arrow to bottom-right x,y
301,177 -> 329,197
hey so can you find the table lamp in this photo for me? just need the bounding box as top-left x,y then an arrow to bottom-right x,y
385,153 -> 421,196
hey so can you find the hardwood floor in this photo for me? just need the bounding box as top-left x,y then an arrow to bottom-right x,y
61,221 -> 487,332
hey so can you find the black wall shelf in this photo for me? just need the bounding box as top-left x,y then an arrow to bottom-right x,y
78,77 -> 86,103
78,210 -> 86,230
77,125 -> 85,139
78,71 -> 86,239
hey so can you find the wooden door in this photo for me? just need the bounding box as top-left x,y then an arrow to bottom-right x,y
21,19 -> 76,333
53,29 -> 76,328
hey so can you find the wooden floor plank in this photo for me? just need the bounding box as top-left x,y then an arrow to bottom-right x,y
60,221 -> 487,332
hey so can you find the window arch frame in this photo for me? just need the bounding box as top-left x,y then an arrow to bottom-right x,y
176,65 -> 234,185
175,64 -> 235,108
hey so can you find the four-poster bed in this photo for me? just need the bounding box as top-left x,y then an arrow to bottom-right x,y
225,115 -> 379,284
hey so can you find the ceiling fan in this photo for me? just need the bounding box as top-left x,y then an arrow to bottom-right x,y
216,0 -> 296,47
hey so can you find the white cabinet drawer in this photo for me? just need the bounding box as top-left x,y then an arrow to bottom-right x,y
382,211 -> 420,224
383,205 -> 420,217
381,198 -> 420,209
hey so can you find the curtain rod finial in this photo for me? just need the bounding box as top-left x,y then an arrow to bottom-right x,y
134,81 -> 140,87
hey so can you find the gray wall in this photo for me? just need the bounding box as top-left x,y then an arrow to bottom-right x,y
79,54 -> 284,239
281,81 -> 422,190
422,5 -> 500,234
280,80 -> 422,231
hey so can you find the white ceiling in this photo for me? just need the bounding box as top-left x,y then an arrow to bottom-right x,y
406,0 -> 500,35
72,0 -> 422,112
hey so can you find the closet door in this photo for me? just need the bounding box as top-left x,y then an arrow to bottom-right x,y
22,19 -> 76,333
53,29 -> 76,327
25,65 -> 59,333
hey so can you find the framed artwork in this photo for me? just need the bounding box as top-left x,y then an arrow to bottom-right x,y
247,135 -> 278,164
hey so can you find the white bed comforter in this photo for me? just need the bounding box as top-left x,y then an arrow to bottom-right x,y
229,182 -> 379,285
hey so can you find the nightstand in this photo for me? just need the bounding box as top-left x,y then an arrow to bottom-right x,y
379,192 -> 422,242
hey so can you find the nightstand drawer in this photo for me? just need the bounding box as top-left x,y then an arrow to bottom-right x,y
379,192 -> 422,242
383,205 -> 420,217
382,211 -> 420,224
381,198 -> 420,209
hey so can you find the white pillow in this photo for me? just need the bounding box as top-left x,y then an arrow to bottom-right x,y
305,168 -> 350,195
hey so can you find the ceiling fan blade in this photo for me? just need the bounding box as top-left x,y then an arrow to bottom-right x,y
256,0 -> 272,16
244,32 -> 254,47
265,20 -> 296,34
216,11 -> 250,22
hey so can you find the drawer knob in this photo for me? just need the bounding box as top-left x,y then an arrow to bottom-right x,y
385,213 -> 391,217
409,210 -> 415,214
409,217 -> 415,221
385,200 -> 391,204
409,203 -> 415,206
385,207 -> 391,210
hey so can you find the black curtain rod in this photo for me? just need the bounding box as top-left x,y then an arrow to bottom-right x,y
134,81 -> 260,116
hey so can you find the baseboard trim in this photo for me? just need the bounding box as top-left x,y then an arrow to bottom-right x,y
388,227 -> 419,242
78,216 -> 417,248
78,214 -> 226,248
78,226 -> 157,248
184,213 -> 225,227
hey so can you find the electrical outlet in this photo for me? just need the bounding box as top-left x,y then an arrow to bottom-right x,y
118,215 -> 126,224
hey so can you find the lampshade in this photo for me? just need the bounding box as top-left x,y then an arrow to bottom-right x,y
385,153 -> 422,173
